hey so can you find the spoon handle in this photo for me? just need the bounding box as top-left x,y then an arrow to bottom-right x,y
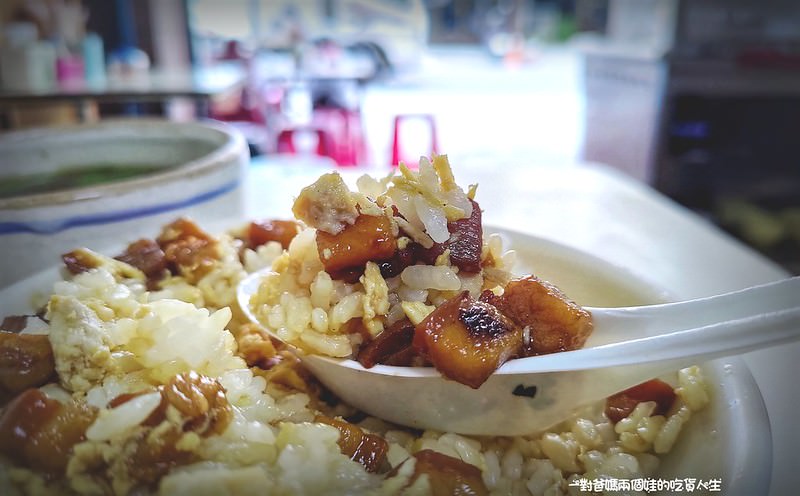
501,277 -> 800,374
585,277 -> 800,346
568,307 -> 800,371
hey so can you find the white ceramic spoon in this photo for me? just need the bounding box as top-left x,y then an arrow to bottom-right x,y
238,272 -> 800,436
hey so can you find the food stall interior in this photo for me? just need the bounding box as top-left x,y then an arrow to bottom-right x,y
0,0 -> 798,275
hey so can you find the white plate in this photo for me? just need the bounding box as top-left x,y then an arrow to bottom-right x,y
0,226 -> 771,495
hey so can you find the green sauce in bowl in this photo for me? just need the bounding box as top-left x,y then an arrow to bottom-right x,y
0,164 -> 167,199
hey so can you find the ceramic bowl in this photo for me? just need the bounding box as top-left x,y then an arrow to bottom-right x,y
0,119 -> 248,288
0,225 -> 772,495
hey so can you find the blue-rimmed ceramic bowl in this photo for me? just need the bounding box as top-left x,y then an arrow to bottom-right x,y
0,118 -> 248,288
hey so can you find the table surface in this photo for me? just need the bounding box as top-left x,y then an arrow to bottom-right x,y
246,156 -> 796,496
0,62 -> 245,104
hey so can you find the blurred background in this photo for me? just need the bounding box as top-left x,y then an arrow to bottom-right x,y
1,0 -> 799,274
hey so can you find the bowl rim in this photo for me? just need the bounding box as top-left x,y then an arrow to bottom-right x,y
0,118 -> 247,209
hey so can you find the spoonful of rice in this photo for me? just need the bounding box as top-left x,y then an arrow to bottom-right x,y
234,157 -> 799,435
238,270 -> 800,436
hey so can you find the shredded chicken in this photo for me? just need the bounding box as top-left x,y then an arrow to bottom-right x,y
292,172 -> 359,235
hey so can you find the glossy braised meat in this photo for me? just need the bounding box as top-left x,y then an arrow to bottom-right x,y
73,375 -> 235,487
316,214 -> 397,282
0,388 -> 96,474
114,238 -> 167,280
420,199 -> 483,273
357,319 -> 415,368
1,315 -> 43,333
63,219 -> 217,286
360,275 -> 595,388
107,372 -> 233,437
0,331 -> 56,399
482,275 -> 593,356
396,449 -> 489,496
379,199 -> 484,279
413,291 -> 523,389
162,371 -> 233,436
247,219 -> 301,249
156,218 -> 218,283
605,378 -> 677,423
315,415 -> 388,473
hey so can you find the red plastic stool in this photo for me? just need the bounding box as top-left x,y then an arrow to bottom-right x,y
391,114 -> 438,169
276,128 -> 335,159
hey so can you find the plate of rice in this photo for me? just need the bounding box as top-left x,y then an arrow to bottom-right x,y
0,156 -> 771,495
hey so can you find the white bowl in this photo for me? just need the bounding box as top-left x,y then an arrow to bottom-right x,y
0,119 -> 248,288
0,227 -> 771,496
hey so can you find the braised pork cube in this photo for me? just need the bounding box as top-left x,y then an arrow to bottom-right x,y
381,346 -> 418,366
156,218 -> 218,283
0,331 -> 56,397
357,319 -> 415,368
1,315 -> 32,333
418,200 -> 483,273
316,214 -> 397,281
482,275 -> 593,356
247,219 -> 301,249
315,415 -> 388,473
443,199 -> 483,273
114,238 -> 167,280
413,291 -> 523,389
158,217 -> 213,244
0,388 -> 96,473
400,449 -> 488,496
605,378 -> 677,423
